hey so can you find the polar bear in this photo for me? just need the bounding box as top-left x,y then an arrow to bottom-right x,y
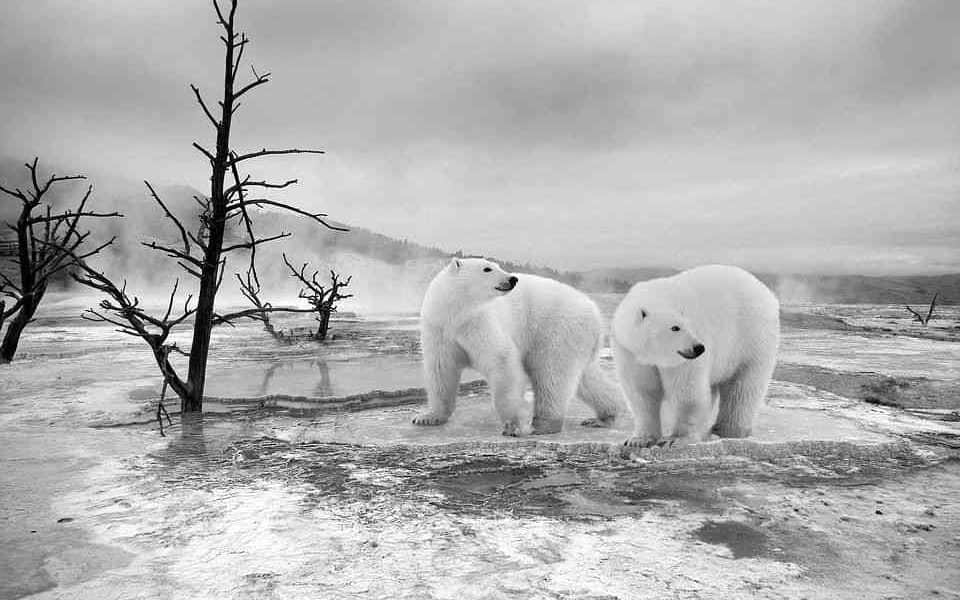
611,265 -> 779,447
414,257 -> 622,436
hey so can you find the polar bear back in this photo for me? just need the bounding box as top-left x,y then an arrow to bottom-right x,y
489,274 -> 603,358
620,264 -> 779,381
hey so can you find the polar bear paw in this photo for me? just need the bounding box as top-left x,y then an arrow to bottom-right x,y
655,433 -> 717,448
412,412 -> 448,426
623,434 -> 660,448
655,435 -> 699,448
580,416 -> 616,429
501,420 -> 532,437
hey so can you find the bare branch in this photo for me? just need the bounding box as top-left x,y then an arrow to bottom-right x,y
71,260 -> 195,399
229,199 -> 349,232
225,178 -> 298,197
212,0 -> 230,29
1,297 -> 24,320
142,241 -> 205,267
177,261 -> 203,279
220,231 -> 290,254
231,34 -> 248,80
192,142 -> 216,164
0,270 -> 22,295
925,292 -> 938,323
28,210 -> 122,225
190,84 -> 219,128
0,183 -> 29,202
27,158 -> 86,201
212,305 -> 314,327
37,235 -> 117,281
228,148 -> 324,165
144,181 -> 193,256
234,68 -> 271,99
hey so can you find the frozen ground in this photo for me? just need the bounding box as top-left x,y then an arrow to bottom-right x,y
1,296 -> 959,599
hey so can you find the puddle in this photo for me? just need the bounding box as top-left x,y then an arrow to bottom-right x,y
693,520 -> 770,559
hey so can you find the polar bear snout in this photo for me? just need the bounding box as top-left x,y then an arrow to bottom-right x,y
678,343 -> 705,360
495,275 -> 519,292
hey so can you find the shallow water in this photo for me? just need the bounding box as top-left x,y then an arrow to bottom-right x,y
10,298 -> 957,404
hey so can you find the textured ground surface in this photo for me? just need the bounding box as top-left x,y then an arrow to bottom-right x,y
1,301 -> 959,599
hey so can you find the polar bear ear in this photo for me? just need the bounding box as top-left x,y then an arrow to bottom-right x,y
449,258 -> 461,270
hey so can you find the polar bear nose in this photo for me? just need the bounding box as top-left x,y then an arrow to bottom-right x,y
692,343 -> 705,357
508,276 -> 518,288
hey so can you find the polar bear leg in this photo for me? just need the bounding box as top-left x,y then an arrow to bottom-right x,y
414,338 -> 466,426
577,361 -> 622,428
714,358 -> 775,438
414,364 -> 463,426
530,368 -> 583,434
614,342 -> 664,447
485,351 -> 531,437
661,364 -> 713,444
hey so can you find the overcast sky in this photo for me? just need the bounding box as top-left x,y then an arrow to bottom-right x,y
2,0 -> 958,274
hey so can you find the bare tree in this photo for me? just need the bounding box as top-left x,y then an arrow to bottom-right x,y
283,253 -> 353,340
0,159 -> 120,363
72,0 -> 345,413
905,292 -> 938,326
237,255 -> 353,342
234,267 -> 314,340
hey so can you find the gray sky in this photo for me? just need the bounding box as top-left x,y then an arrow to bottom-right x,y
2,0 -> 958,274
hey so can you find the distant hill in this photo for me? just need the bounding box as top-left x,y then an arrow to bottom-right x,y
579,266 -> 960,305
758,272 -> 960,306
2,158 -> 957,307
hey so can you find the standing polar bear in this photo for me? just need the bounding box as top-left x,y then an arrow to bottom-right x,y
611,265 -> 779,447
414,257 -> 622,436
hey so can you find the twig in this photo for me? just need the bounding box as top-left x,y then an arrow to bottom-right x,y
157,379 -> 173,437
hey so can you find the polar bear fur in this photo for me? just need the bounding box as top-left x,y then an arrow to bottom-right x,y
611,265 -> 779,447
414,257 -> 622,436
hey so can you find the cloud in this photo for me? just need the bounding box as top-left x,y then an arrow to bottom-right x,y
1,0 -> 957,274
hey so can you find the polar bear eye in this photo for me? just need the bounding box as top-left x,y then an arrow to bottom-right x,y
483,267 -> 492,273
671,326 -> 681,332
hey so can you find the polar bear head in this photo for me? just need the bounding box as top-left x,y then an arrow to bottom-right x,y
420,257 -> 518,324
617,306 -> 706,367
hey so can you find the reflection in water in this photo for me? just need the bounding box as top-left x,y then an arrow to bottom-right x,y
150,414 -> 215,481
257,359 -> 334,397
178,414 -> 207,456
313,360 -> 332,397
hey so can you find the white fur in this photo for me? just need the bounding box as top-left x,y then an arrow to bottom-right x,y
415,257 -> 622,436
611,265 -> 780,446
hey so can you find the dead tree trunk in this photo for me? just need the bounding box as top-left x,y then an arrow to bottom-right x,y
317,308 -> 332,340
71,0 -> 344,414
905,293 -> 938,326
0,159 -> 119,363
0,210 -> 40,361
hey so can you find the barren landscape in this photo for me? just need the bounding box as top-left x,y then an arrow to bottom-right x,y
2,3 -> 959,598
2,296 -> 958,599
